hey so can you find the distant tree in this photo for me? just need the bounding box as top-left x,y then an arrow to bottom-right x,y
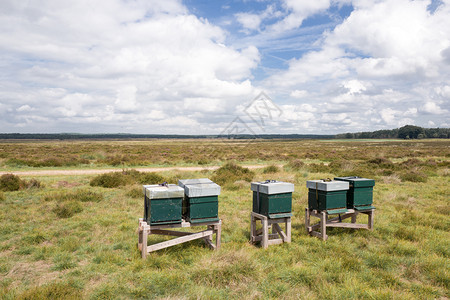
398,125 -> 424,139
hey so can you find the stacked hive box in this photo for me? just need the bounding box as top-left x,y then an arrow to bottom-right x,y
142,184 -> 184,225
178,178 -> 220,223
251,180 -> 294,218
306,180 -> 349,214
334,176 -> 375,211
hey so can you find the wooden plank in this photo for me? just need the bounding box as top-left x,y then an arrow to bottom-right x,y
215,221 -> 221,250
320,211 -> 327,241
203,237 -> 216,249
305,208 -> 310,232
250,214 -> 255,242
251,211 -> 268,220
252,234 -> 281,242
150,229 -> 192,237
286,217 -> 291,243
142,225 -> 149,258
147,230 -> 214,253
261,218 -> 269,249
310,231 -> 322,239
268,218 -> 286,225
273,223 -> 287,241
326,223 -> 368,229
267,239 -> 283,246
309,223 -> 320,231
148,220 -> 221,230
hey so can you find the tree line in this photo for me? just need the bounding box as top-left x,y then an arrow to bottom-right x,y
0,126 -> 448,140
335,125 -> 449,139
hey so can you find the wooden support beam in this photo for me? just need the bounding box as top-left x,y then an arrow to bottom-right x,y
272,223 -> 287,241
285,217 -> 291,243
320,211 -> 327,241
147,230 -> 214,253
203,237 -> 216,249
267,239 -> 283,246
252,234 -> 281,242
326,223 -> 368,229
261,218 -> 269,249
150,229 -> 192,237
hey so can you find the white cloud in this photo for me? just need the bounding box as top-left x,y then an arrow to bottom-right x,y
260,0 -> 450,132
270,0 -> 331,32
422,101 -> 447,114
290,90 -> 308,98
0,0 -> 260,133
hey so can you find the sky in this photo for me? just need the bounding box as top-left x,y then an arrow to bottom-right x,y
0,0 -> 449,135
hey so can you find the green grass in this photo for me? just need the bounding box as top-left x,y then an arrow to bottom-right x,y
0,139 -> 449,299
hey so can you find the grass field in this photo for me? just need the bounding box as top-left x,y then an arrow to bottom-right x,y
0,139 -> 449,299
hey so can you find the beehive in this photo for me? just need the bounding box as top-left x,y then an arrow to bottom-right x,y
178,178 -> 220,223
251,180 -> 294,218
142,184 -> 184,225
306,180 -> 349,213
334,176 -> 375,210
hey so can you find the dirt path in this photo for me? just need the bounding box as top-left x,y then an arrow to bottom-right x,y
0,164 -> 283,177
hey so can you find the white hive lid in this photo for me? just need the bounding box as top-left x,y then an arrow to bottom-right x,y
250,180 -> 294,195
306,180 -> 349,191
178,178 -> 213,188
182,182 -> 221,197
143,184 -> 184,199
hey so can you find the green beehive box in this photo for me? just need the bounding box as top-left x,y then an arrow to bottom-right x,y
251,180 -> 294,218
143,184 -> 184,225
178,178 -> 220,223
334,176 -> 375,211
306,180 -> 349,213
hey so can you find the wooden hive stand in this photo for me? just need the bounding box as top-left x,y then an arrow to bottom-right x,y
250,212 -> 291,249
305,208 -> 374,241
138,218 -> 221,258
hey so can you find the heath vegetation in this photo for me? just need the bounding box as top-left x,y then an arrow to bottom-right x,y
0,139 -> 448,299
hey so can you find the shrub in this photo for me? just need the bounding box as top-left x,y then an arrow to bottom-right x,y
90,172 -> 131,188
400,171 -> 428,183
53,201 -> 83,218
368,158 -> 395,168
263,165 -> 279,174
287,159 -> 305,170
211,162 -> 254,186
138,172 -> 165,184
0,174 -> 22,191
90,170 -> 166,188
126,186 -> 143,199
25,178 -> 42,189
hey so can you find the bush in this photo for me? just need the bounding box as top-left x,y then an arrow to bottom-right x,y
126,186 -> 143,199
53,201 -> 83,218
90,172 -> 132,188
0,174 -> 22,191
368,158 -> 395,168
211,162 -> 254,186
263,165 -> 279,174
90,170 -> 166,188
24,178 -> 42,189
138,172 -> 165,184
400,171 -> 428,183
287,159 -> 305,170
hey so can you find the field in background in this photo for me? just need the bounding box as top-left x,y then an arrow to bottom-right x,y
0,139 -> 449,299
